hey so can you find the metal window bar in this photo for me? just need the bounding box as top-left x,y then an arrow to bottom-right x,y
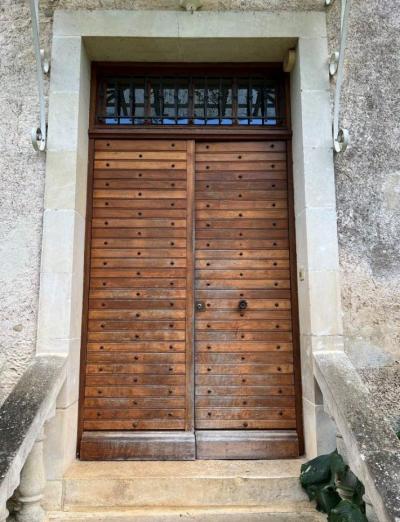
96,75 -> 285,126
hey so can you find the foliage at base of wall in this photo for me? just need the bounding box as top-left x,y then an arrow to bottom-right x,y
300,450 -> 367,521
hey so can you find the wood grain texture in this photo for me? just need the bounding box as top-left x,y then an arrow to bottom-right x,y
82,139 -> 191,436
80,135 -> 302,460
193,141 -> 297,437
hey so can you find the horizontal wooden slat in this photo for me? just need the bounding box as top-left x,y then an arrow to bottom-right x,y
89,300 -> 186,310
90,279 -> 186,288
198,311 -> 291,321
196,396 -> 295,408
196,161 -> 286,172
91,258 -> 187,269
87,342 -> 185,352
83,420 -> 184,430
92,218 -> 186,228
87,352 -> 185,363
195,374 -> 293,386
196,364 -> 293,374
195,199 -> 287,209
90,289 -> 186,299
94,189 -> 187,199
196,171 -> 287,181
92,248 -> 186,258
196,269 -> 290,280
94,169 -> 187,180
196,241 -> 289,251
93,198 -> 187,209
95,160 -> 186,170
91,268 -> 186,278
196,352 -> 292,364
95,140 -> 187,151
196,259 -> 289,269
196,341 -> 292,352
195,420 -> 296,429
196,209 -> 287,219
86,375 -> 185,386
196,220 -> 288,230
94,179 -> 187,190
93,208 -> 187,218
92,228 -> 186,238
89,310 -> 186,320
196,407 -> 295,420
196,190 -> 287,200
86,363 -> 186,374
196,229 -> 288,239
195,331 -> 292,342
95,151 -> 187,160
196,181 -> 287,191
88,330 -> 186,342
195,386 -> 294,397
92,238 -> 186,248
196,249 -> 288,259
196,142 -> 285,152
196,289 -> 291,299
88,320 -> 186,331
84,408 -> 185,420
85,386 -> 185,397
195,152 -> 285,162
195,279 -> 290,289
84,397 -> 185,408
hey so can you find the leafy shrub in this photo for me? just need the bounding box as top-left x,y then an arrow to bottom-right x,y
300,450 -> 367,521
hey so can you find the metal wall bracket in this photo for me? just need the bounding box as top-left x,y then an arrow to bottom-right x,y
29,0 -> 49,152
326,0 -> 352,152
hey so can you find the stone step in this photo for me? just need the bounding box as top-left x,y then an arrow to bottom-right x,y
60,460 -> 309,510
48,506 -> 326,522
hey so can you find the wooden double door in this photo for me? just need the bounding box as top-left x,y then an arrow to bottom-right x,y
79,138 -> 303,460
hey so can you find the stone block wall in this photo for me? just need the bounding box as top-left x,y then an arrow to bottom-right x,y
0,0 -> 399,403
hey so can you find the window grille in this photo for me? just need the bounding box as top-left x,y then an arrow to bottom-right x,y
96,74 -> 286,127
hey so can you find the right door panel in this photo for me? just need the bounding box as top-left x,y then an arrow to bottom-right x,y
194,141 -> 299,459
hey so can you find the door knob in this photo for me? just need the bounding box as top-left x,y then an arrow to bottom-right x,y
196,301 -> 206,312
238,300 -> 248,310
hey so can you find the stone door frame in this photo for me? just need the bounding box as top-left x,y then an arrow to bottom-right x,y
37,9 -> 343,484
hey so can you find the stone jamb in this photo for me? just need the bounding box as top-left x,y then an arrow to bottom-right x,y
35,9 -> 344,494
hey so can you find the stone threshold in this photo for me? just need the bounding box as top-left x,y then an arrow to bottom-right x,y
64,458 -> 307,479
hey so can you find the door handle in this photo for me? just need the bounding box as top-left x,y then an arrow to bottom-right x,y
196,301 -> 206,312
238,300 -> 248,310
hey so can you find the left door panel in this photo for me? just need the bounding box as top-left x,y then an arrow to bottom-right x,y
79,139 -> 195,460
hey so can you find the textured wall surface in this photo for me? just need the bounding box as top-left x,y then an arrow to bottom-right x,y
0,0 -> 399,404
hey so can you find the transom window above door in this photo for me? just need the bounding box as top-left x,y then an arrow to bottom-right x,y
94,65 -> 288,127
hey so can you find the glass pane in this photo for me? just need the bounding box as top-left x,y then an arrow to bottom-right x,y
133,78 -> 145,124
117,81 -> 131,124
220,78 -> 233,124
237,80 -> 249,125
193,78 -> 206,124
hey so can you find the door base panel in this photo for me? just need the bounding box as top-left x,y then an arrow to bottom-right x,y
195,430 -> 299,460
80,431 -> 196,460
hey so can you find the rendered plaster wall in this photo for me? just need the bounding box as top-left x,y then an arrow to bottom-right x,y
0,0 -> 399,405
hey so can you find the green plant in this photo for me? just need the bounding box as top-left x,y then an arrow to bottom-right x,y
300,450 -> 367,521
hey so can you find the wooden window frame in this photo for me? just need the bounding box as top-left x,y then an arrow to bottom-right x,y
89,62 -> 292,139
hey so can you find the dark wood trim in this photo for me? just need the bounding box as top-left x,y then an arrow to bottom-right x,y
185,140 -> 195,432
80,431 -> 196,460
93,61 -> 285,76
77,138 -> 96,457
196,430 -> 299,460
286,138 -> 305,457
89,127 -> 292,140
89,63 -> 98,131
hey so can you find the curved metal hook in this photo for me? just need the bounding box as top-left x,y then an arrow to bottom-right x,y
29,0 -> 48,152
